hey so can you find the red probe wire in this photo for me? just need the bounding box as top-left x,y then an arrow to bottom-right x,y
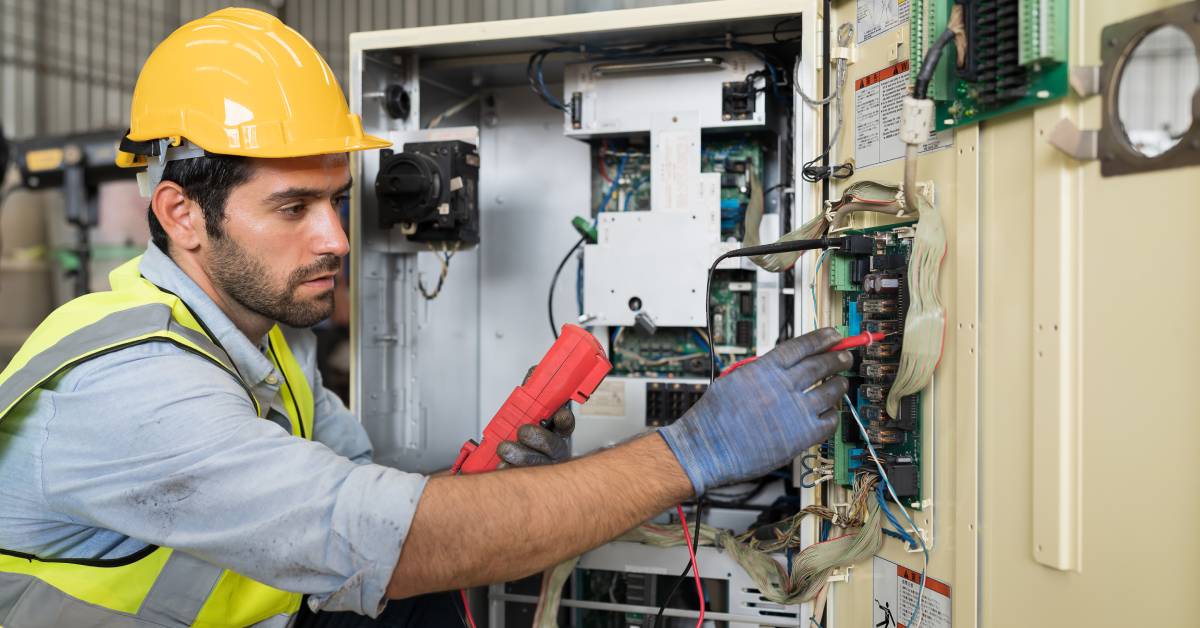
675,504 -> 705,628
718,331 -> 886,378
458,590 -> 477,628
827,330 -> 887,352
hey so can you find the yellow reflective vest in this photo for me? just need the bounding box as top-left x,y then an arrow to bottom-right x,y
0,256 -> 314,627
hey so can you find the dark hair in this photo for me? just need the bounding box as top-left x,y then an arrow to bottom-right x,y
148,154 -> 256,253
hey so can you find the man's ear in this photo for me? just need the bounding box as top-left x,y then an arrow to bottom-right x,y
151,182 -> 204,252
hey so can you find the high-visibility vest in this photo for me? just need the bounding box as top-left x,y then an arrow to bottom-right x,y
0,256 -> 315,627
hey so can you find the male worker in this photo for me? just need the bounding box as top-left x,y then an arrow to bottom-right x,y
0,8 -> 849,628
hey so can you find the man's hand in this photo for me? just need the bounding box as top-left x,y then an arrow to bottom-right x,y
658,327 -> 850,495
495,367 -> 576,466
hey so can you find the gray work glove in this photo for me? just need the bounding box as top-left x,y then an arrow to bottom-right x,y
659,327 -> 850,495
496,366 -> 576,467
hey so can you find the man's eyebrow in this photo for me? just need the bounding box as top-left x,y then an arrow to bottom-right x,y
264,177 -> 354,204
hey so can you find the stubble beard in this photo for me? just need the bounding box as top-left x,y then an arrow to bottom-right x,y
208,235 -> 341,328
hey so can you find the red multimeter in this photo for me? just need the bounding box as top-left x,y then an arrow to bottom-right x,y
451,324 -> 612,474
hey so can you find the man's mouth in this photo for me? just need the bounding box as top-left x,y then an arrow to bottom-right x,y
300,273 -> 337,289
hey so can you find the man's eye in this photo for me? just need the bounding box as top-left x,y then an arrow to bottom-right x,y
334,196 -> 349,209
280,204 -> 304,216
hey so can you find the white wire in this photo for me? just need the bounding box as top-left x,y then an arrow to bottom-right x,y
427,93 -> 481,129
844,394 -> 929,628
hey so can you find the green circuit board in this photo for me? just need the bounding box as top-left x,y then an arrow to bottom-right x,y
911,0 -> 1069,131
590,136 -> 764,240
825,224 -> 924,509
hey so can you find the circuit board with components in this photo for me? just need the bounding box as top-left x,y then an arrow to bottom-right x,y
609,270 -> 756,378
911,0 -> 1069,131
824,224 -> 923,508
701,138 -> 763,241
591,137 -> 764,240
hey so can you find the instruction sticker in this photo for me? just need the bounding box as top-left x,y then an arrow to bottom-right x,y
872,556 -> 951,628
578,379 -> 626,417
857,0 -> 910,44
853,60 -> 953,170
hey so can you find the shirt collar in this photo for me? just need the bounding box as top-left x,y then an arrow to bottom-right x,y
139,244 -> 277,386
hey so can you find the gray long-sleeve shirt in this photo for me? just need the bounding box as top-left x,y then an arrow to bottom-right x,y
0,244 -> 427,616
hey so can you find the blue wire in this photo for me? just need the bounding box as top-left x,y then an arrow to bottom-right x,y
592,154 -> 628,226
579,155 -> 630,315
846,395 -> 929,628
575,260 -> 584,316
535,56 -> 568,111
877,485 -> 918,548
623,176 -> 645,212
811,249 -> 832,321
690,329 -> 724,371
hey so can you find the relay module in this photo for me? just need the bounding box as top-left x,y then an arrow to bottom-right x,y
826,224 -> 923,507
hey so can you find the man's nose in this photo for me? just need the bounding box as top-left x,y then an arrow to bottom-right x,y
311,201 -> 350,258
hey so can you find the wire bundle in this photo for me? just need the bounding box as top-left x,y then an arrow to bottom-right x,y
528,474 -> 884,620
742,179 -> 906,272
613,476 -> 882,606
531,556 -> 581,628
884,188 -> 946,418
418,242 -> 460,300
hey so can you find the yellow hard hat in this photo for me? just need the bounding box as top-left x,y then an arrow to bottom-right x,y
117,7 -> 388,169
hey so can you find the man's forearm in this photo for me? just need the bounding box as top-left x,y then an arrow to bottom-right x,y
386,433 -> 691,599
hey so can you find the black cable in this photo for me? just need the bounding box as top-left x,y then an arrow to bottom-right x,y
772,15 -> 803,43
452,590 -> 470,628
707,474 -> 779,503
801,151 -> 854,183
915,28 -> 957,100
820,0 -> 831,205
762,183 -> 786,196
527,37 -> 790,112
654,500 -> 704,628
547,236 -> 585,339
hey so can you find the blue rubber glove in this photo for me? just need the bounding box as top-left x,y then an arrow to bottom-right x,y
658,327 -> 850,496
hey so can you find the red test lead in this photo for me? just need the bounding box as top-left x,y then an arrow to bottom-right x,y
718,331 -> 890,379
827,331 -> 887,352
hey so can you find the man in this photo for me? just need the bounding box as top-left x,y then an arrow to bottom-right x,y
0,8 -> 849,627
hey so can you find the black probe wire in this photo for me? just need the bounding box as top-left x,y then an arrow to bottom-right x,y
654,237 -> 846,627
547,235 -> 586,339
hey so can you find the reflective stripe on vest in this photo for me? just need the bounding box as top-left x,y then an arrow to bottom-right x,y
0,256 -> 312,628
0,303 -> 239,419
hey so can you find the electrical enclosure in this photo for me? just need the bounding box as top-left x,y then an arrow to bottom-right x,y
346,0 -> 1199,626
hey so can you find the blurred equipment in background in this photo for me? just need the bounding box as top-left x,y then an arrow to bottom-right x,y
0,126 -> 9,183
10,130 -> 127,297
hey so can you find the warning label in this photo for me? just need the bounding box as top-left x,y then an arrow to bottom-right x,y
872,556 -> 951,628
856,0 -> 909,44
853,60 -> 953,170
